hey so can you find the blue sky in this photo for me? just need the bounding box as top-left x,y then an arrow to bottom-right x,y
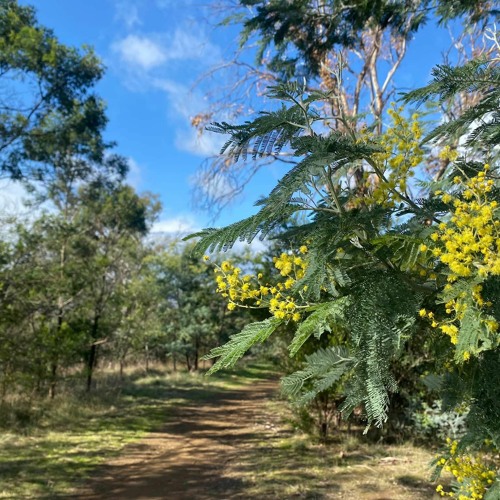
14,0 -> 456,236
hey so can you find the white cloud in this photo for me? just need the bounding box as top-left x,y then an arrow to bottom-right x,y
151,79 -> 190,114
152,215 -> 200,235
112,27 -> 221,72
231,239 -> 268,255
152,78 -> 209,122
126,157 -> 142,189
152,78 -> 224,156
111,27 -> 222,156
0,180 -> 46,239
114,1 -> 141,28
150,213 -> 268,255
112,35 -> 166,70
176,129 -> 223,157
166,29 -> 220,64
0,180 -> 31,215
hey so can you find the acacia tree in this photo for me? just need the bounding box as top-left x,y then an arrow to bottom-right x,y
193,0 -> 496,213
190,40 -> 500,497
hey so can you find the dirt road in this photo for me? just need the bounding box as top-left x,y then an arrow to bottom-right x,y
74,373 -> 438,500
77,379 -> 278,500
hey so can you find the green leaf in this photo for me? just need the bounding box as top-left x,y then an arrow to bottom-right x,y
288,298 -> 349,357
371,233 -> 424,272
204,317 -> 282,374
422,373 -> 443,392
484,479 -> 500,500
281,346 -> 353,401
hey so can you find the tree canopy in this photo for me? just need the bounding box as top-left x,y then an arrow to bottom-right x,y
0,0 -> 109,182
237,0 -> 497,78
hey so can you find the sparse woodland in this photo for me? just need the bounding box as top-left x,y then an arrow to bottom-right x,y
1,0 -> 499,498
0,1 -> 249,404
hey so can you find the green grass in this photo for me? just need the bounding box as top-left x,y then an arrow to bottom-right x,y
0,363 -> 446,499
0,362 -> 275,499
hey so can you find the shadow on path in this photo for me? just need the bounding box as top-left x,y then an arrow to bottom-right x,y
76,380 -> 278,500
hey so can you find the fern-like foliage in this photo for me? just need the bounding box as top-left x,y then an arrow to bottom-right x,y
186,203 -> 298,254
187,85 -> 382,255
279,270 -> 421,427
438,275 -> 498,358
207,104 -> 305,162
340,270 -> 421,427
207,82 -> 334,162
441,349 -> 500,452
465,349 -> 500,449
288,298 -> 350,356
371,232 -> 429,272
484,481 -> 500,500
208,81 -> 381,166
281,346 -> 354,404
203,317 -> 282,374
403,58 -> 500,152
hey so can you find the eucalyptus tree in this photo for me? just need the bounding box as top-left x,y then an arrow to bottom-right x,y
39,157 -> 129,397
71,182 -> 160,390
0,180 -> 159,397
0,0 -> 111,184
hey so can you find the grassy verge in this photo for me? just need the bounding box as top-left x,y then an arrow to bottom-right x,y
0,363 -> 275,499
223,399 -> 444,499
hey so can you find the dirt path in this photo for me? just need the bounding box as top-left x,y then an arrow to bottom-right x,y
73,375 -> 438,500
77,379 -> 278,500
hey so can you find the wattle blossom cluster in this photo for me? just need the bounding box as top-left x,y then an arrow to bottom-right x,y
429,165 -> 500,281
205,246 -> 309,322
419,165 -> 500,354
357,105 -> 424,207
435,438 -> 497,499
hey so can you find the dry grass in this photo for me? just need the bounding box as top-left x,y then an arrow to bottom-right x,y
0,363 -> 447,499
221,399 -> 444,499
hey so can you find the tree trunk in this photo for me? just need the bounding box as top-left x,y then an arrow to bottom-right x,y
49,362 -> 58,399
144,344 -> 149,373
185,353 -> 191,372
193,338 -> 199,372
52,237 -> 67,400
50,296 -> 65,399
320,422 -> 328,441
86,314 -> 100,392
86,344 -> 97,391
